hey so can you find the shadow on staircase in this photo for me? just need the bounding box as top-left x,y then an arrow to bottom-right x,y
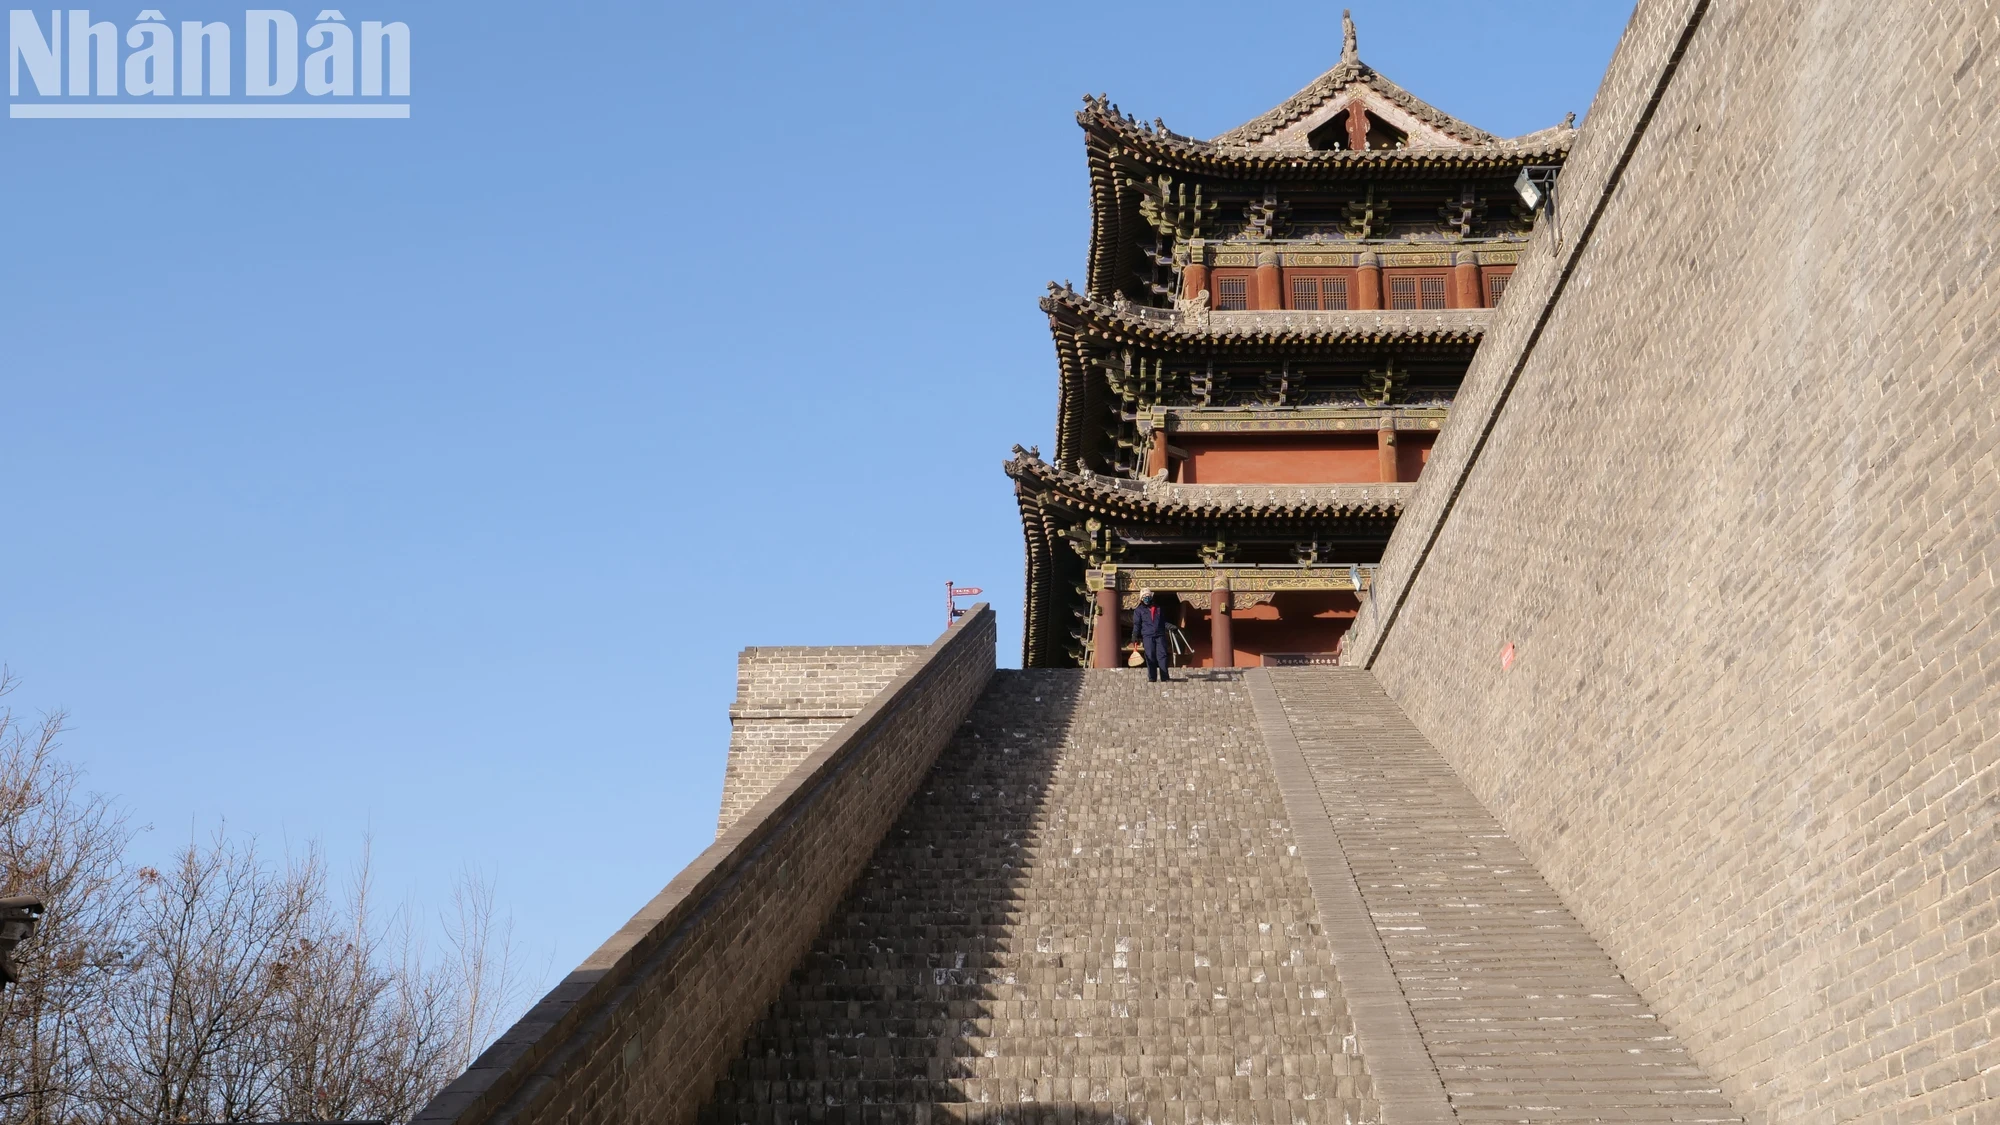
700,671 -> 1086,1124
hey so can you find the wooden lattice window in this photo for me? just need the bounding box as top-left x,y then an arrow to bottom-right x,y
1487,273 -> 1510,307
1216,276 -> 1249,310
1288,276 -> 1350,310
1388,277 -> 1418,309
1420,276 -> 1447,309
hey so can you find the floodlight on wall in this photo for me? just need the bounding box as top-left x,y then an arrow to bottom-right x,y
1515,165 -> 1561,225
0,896 -> 45,993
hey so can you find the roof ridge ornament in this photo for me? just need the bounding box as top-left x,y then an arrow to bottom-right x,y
1341,9 -> 1359,65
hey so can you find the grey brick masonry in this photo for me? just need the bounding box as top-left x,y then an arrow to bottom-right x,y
718,646 -> 926,835
1343,1 -> 2000,1121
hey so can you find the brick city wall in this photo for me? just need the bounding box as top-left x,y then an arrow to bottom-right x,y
412,607 -> 996,1125
716,645 -> 926,835
1343,1 -> 1998,1122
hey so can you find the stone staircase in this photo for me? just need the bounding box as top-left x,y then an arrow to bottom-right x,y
699,669 -> 1380,1125
1263,670 -> 1740,1124
698,667 -> 1742,1125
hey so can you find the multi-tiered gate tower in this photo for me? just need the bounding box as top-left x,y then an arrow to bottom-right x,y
1009,14 -> 1571,668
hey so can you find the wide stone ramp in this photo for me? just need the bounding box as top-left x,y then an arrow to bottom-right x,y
700,669 -> 1379,1125
1259,669 -> 1739,1124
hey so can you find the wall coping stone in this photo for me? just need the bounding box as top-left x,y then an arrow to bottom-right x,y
1343,0 -> 1712,667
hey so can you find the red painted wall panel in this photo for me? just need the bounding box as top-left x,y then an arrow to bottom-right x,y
1396,431 -> 1436,482
1179,434 -> 1380,484
1183,592 -> 1360,667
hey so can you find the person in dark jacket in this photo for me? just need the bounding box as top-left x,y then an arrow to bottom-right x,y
1129,588 -> 1174,683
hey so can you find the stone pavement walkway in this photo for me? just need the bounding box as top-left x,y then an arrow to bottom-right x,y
1251,668 -> 1742,1124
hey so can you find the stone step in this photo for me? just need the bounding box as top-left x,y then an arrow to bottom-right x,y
698,670 -> 1381,1125
699,666 -> 1743,1125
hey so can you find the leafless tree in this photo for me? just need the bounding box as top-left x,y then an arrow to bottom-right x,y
263,846 -> 492,1124
353,910 -> 471,1122
442,866 -> 524,1075
0,672 -> 137,1125
101,829 -> 317,1123
0,672 -> 535,1125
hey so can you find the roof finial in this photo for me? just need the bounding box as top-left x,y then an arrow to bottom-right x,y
1341,9 -> 1358,64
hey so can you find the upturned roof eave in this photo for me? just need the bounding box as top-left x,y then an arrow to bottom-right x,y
1042,288 -> 1493,348
1084,115 -> 1576,173
1077,112 -> 1569,298
1041,289 -> 1485,471
1007,447 -> 1406,666
1005,450 -> 1410,523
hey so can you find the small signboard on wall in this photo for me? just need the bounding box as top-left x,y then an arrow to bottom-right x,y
1262,653 -> 1342,667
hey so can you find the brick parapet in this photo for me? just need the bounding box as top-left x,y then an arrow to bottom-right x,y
412,608 -> 995,1125
715,645 -> 926,834
1337,1 -> 2000,1122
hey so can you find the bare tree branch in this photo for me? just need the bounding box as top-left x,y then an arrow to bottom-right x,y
0,673 -> 536,1125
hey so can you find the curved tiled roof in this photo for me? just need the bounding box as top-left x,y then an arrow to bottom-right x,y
1210,57 -> 1498,147
1005,449 -> 1408,522
1081,101 -> 1574,174
1043,286 -> 1491,347
1075,34 -> 1573,301
1041,286 -> 1482,473
1077,93 -> 1568,302
1005,447 -> 1404,665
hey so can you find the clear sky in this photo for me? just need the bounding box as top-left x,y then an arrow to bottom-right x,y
3,0 -> 1635,1014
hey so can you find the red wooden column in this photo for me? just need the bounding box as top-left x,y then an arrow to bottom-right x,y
1377,425 -> 1399,482
1143,425 -> 1170,477
1254,251 -> 1282,310
1210,578 -> 1234,668
1092,584 -> 1121,668
1355,251 -> 1382,309
1183,240 -> 1208,304
1452,249 -> 1482,308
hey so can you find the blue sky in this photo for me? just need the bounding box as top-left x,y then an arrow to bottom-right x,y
2,0 -> 1633,1007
